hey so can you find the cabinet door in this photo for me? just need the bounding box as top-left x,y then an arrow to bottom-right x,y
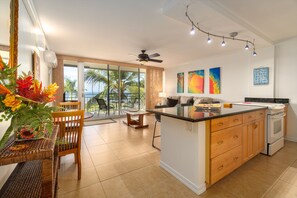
242,123 -> 254,162
252,121 -> 260,154
253,118 -> 266,154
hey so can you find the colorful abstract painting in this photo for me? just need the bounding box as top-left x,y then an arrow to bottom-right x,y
209,67 -> 221,94
177,72 -> 184,93
188,70 -> 204,93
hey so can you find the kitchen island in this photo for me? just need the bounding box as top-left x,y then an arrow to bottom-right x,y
147,105 -> 267,195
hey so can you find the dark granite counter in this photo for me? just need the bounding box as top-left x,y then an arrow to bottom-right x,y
147,105 -> 267,122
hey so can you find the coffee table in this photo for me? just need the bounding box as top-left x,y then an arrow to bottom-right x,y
123,110 -> 149,129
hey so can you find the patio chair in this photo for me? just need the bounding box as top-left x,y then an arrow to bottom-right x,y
52,110 -> 84,180
122,97 -> 138,110
95,98 -> 115,116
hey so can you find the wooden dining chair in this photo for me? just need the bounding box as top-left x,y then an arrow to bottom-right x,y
52,110 -> 84,180
58,101 -> 81,111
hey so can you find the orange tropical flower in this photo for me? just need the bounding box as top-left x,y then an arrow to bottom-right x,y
0,84 -> 12,95
43,83 -> 59,101
3,94 -> 22,111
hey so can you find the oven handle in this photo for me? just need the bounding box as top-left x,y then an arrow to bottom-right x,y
270,113 -> 285,120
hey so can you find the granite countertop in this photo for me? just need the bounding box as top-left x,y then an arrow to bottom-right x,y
147,105 -> 267,122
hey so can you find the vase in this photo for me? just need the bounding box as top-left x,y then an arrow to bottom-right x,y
14,125 -> 46,141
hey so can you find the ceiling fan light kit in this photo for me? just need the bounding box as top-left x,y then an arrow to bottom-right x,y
185,5 -> 257,56
137,50 -> 163,63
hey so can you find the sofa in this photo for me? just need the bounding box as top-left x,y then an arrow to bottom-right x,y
157,96 -> 220,108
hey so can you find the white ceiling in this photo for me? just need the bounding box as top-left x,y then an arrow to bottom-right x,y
9,0 -> 297,68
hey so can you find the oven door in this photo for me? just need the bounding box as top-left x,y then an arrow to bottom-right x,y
267,112 -> 284,144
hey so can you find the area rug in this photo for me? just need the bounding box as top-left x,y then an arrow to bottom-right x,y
84,118 -> 116,126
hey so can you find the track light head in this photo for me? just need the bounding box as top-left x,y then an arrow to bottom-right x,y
253,50 -> 257,56
190,24 -> 195,35
245,44 -> 249,50
221,40 -> 226,47
207,33 -> 212,44
208,37 -> 212,44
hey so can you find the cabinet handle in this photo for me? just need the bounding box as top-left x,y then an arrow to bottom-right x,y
233,156 -> 239,161
233,119 -> 239,122
254,124 -> 258,129
218,165 -> 224,170
217,140 -> 224,145
233,135 -> 239,139
217,122 -> 224,126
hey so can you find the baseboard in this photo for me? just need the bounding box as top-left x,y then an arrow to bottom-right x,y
160,161 -> 206,195
285,136 -> 297,142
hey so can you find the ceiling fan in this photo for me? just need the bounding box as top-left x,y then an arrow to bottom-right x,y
137,50 -> 163,63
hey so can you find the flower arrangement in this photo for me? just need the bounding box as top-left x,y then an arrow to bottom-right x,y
0,55 -> 59,149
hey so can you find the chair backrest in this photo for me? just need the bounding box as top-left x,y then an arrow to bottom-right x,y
52,110 -> 84,152
58,102 -> 81,111
154,105 -> 163,122
95,98 -> 107,110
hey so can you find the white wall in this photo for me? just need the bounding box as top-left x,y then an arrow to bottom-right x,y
275,37 -> 297,141
165,46 -> 275,102
0,0 -> 50,188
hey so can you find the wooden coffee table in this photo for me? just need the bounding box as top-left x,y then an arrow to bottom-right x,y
123,110 -> 149,129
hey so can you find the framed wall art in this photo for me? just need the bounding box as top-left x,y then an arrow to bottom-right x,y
254,67 -> 269,85
177,72 -> 184,93
188,70 -> 204,94
209,67 -> 221,94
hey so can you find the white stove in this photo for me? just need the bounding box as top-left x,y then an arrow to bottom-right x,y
233,102 -> 285,156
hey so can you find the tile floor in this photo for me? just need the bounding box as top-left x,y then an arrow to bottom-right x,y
58,115 -> 297,198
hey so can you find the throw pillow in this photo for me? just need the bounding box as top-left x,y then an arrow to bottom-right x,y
167,98 -> 178,107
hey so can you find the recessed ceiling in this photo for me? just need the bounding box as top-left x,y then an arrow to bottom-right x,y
29,0 -> 297,68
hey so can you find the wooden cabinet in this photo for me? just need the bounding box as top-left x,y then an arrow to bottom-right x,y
211,145 -> 242,184
207,110 -> 265,185
209,116 -> 243,185
242,111 -> 265,163
211,125 -> 242,158
0,126 -> 59,198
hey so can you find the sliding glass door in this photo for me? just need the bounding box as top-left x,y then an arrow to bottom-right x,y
64,62 -> 146,119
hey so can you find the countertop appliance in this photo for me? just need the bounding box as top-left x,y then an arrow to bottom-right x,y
233,102 -> 285,156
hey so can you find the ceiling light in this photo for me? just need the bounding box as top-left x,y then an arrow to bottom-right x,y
207,33 -> 212,44
245,41 -> 249,50
221,37 -> 226,47
253,50 -> 257,56
190,23 -> 195,35
185,5 -> 258,56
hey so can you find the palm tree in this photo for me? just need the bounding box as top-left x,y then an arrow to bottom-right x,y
84,69 -> 138,99
64,78 -> 77,100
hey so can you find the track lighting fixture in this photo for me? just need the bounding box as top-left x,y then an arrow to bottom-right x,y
186,5 -> 257,56
245,41 -> 250,50
253,49 -> 257,56
221,37 -> 226,47
207,33 -> 212,44
190,23 -> 195,35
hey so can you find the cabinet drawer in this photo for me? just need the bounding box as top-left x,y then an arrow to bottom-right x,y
211,125 -> 242,158
243,112 -> 256,123
211,115 -> 242,132
211,117 -> 229,132
211,146 -> 242,184
255,110 -> 265,120
229,114 -> 243,127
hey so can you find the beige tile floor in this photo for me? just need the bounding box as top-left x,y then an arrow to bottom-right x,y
58,115 -> 297,198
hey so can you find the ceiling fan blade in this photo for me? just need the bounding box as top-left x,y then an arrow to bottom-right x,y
149,53 -> 160,58
149,59 -> 163,63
